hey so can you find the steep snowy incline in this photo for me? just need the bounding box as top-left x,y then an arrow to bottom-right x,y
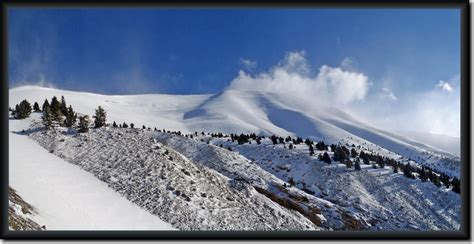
27,119 -> 322,230
9,114 -> 176,230
10,86 -> 460,178
182,90 -> 460,178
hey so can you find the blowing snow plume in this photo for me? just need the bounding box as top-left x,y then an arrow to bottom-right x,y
228,51 -> 370,109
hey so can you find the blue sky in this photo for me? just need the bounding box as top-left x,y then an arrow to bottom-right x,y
8,8 -> 461,137
9,8 -> 459,95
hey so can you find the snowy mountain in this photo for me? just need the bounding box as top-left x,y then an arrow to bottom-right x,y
10,86 -> 460,177
8,85 -> 461,231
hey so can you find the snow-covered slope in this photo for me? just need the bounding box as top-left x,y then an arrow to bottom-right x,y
9,114 -> 175,230
396,131 -> 460,156
9,86 -> 460,178
10,86 -> 211,132
8,86 -> 461,230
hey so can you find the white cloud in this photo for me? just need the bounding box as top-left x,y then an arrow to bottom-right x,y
239,58 -> 257,70
379,88 -> 398,101
349,77 -> 460,138
229,51 -> 369,107
340,57 -> 354,70
436,80 -> 454,93
279,50 -> 310,75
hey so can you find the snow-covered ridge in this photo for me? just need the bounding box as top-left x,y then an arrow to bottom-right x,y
8,86 -> 461,230
10,86 -> 460,178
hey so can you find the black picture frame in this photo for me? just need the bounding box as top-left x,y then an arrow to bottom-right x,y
1,0 -> 471,240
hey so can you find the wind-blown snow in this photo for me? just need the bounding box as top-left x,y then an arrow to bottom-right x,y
9,115 -> 175,230
8,86 -> 461,231
10,86 -> 460,178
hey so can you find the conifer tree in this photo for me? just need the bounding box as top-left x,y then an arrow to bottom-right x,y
49,96 -> 63,122
60,96 -> 67,116
93,106 -> 107,128
64,105 -> 77,127
42,105 -> 54,128
351,148 -> 358,158
309,144 -> 315,156
419,167 -> 428,182
113,121 -> 118,128
345,159 -> 353,168
14,99 -> 32,119
50,96 -> 61,115
451,179 -> 460,194
322,152 -> 332,164
393,165 -> 398,173
130,123 -> 135,129
403,164 -> 413,178
12,105 -> 19,118
78,115 -> 90,133
122,122 -> 128,128
33,102 -> 41,112
354,160 -> 361,171
42,99 -> 50,112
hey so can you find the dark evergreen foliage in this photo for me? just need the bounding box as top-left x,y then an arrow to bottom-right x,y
354,160 -> 361,171
78,115 -> 90,133
42,105 -> 54,128
93,106 -> 107,128
308,144 -> 315,156
60,96 -> 68,116
322,152 -> 332,164
33,102 -> 41,112
42,99 -> 50,112
64,105 -> 77,127
13,99 -> 32,119
351,148 -> 358,158
50,96 -> 62,120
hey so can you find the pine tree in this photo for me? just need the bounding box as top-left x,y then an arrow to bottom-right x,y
130,123 -> 135,129
60,96 -> 67,116
403,164 -> 413,178
78,115 -> 90,133
309,144 -> 315,156
11,105 -> 19,117
322,152 -> 331,164
142,125 -> 146,129
393,165 -> 398,173
12,105 -> 18,117
42,99 -> 50,112
345,159 -> 353,168
419,167 -> 428,182
122,122 -> 128,128
33,102 -> 41,112
93,106 -> 107,128
42,105 -> 54,128
64,105 -> 77,127
451,179 -> 460,194
351,148 -> 358,158
50,96 -> 61,117
354,160 -> 361,171
14,99 -> 32,119
49,96 -> 64,123
113,121 -> 118,128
